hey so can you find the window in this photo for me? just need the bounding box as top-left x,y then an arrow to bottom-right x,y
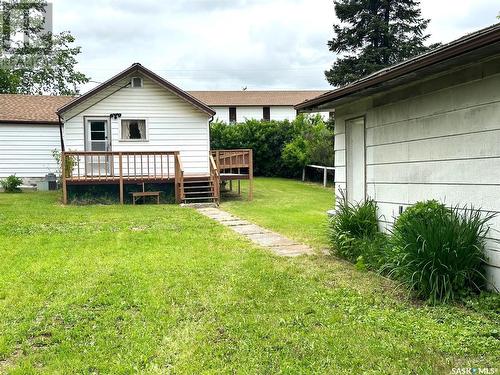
229,107 -> 237,123
131,77 -> 143,88
263,106 -> 270,121
121,119 -> 147,140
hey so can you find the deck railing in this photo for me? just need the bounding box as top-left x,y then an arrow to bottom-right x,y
212,149 -> 252,172
211,149 -> 253,200
61,151 -> 182,204
209,154 -> 220,204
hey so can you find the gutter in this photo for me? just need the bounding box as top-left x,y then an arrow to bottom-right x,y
57,114 -> 65,152
296,23 -> 500,111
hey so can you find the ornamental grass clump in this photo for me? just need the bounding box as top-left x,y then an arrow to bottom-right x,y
328,191 -> 387,269
386,200 -> 495,303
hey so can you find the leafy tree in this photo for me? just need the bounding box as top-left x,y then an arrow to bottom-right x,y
0,0 -> 89,94
325,0 -> 438,87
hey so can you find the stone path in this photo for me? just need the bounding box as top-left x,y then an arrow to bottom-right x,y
196,207 -> 314,257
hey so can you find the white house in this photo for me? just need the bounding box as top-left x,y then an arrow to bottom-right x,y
0,64 -> 254,203
297,23 -> 500,290
0,95 -> 71,185
58,63 -> 215,176
188,90 -> 329,123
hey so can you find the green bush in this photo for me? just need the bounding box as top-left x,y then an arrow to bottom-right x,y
210,114 -> 333,178
328,192 -> 387,269
386,200 -> 495,303
0,175 -> 23,193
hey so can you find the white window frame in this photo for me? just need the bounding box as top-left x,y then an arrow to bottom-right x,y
119,118 -> 149,142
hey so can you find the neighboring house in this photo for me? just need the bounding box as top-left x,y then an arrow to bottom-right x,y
297,23 -> 500,289
188,90 -> 329,123
0,95 -> 72,184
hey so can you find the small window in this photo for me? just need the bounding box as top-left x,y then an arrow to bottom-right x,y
121,119 -> 147,140
263,106 -> 270,121
131,77 -> 143,88
229,107 -> 237,123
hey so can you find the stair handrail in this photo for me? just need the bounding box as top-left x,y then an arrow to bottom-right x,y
174,152 -> 185,203
209,154 -> 220,204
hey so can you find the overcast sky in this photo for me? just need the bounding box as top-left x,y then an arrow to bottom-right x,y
51,0 -> 499,92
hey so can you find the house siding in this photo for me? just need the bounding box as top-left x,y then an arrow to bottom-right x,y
334,58 -> 500,288
0,124 -> 60,180
212,105 -> 329,123
62,75 -> 211,175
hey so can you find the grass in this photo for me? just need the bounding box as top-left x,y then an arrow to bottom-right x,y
0,189 -> 498,373
221,177 -> 334,250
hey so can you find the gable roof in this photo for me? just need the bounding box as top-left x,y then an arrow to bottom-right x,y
0,94 -> 73,124
296,22 -> 500,111
57,63 -> 216,117
188,90 -> 328,106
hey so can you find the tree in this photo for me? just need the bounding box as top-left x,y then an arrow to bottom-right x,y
0,0 -> 89,94
325,0 -> 437,87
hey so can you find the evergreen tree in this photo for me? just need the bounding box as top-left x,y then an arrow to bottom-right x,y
325,0 -> 437,87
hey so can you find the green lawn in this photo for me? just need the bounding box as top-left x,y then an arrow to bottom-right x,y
221,177 -> 334,250
0,189 -> 499,373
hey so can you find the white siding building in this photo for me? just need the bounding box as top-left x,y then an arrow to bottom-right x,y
0,95 -> 72,183
59,64 -> 214,176
188,91 -> 329,123
297,24 -> 500,290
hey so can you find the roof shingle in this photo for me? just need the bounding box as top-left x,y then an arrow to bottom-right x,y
187,91 -> 328,106
0,94 -> 73,124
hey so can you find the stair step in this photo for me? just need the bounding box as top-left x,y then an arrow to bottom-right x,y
184,191 -> 213,195
184,185 -> 213,189
183,196 -> 216,201
184,180 -> 213,184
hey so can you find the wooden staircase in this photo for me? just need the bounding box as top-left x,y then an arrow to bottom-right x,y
181,176 -> 218,204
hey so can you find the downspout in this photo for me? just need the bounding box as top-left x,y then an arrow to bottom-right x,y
57,114 -> 65,152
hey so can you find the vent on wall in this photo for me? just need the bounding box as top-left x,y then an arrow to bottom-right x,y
131,77 -> 143,88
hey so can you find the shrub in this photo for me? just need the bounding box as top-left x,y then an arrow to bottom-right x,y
386,200 -> 496,303
210,114 -> 333,178
328,191 -> 387,269
0,175 -> 23,193
52,149 -> 76,178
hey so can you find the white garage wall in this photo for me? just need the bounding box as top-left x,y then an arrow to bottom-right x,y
0,124 -> 60,179
334,58 -> 500,289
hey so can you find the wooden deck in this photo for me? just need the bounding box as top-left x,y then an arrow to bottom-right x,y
61,149 -> 253,204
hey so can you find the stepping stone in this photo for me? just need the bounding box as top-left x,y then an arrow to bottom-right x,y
231,224 -> 269,235
196,207 -> 313,257
220,220 -> 251,227
246,233 -> 296,247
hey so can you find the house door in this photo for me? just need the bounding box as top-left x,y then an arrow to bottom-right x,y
85,118 -> 111,176
346,117 -> 366,203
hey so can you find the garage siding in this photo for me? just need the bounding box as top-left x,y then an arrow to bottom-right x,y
334,60 -> 500,288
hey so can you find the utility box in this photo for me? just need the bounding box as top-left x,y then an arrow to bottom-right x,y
46,173 -> 57,190
38,173 -> 58,191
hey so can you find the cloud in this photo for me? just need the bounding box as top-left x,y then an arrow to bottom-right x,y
51,0 -> 498,92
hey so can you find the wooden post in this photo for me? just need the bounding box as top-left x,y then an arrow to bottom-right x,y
248,149 -> 253,201
62,152 -> 67,204
302,167 -> 305,182
119,152 -> 124,204
323,167 -> 327,188
229,180 -> 233,191
174,152 -> 182,204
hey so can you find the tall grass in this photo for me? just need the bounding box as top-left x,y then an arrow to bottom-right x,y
328,191 -> 386,267
386,200 -> 496,303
